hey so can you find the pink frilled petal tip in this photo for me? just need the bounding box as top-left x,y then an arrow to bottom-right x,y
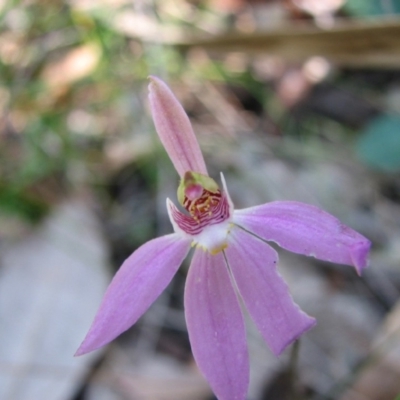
148,76 -> 208,177
225,227 -> 316,356
185,249 -> 249,400
75,234 -> 191,356
233,201 -> 371,275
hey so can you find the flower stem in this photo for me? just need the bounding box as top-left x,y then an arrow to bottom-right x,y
287,339 -> 303,399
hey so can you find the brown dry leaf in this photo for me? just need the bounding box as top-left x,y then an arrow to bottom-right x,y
113,11 -> 185,42
41,44 -> 100,90
340,301 -> 400,400
0,32 -> 24,65
86,350 -> 212,400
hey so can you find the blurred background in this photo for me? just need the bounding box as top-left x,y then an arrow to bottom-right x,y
1,0 -> 400,399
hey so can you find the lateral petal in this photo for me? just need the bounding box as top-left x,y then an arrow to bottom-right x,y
148,76 -> 208,177
225,227 -> 316,356
76,234 -> 191,356
233,201 -> 371,275
185,249 -> 249,400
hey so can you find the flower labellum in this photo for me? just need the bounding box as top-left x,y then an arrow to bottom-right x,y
76,76 -> 371,400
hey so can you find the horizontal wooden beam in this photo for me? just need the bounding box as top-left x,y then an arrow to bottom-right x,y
175,17 -> 400,68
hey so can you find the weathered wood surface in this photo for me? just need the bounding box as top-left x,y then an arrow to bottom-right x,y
176,17 -> 400,68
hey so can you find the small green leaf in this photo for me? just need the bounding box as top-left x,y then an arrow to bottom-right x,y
0,185 -> 48,223
356,114 -> 400,172
344,0 -> 400,16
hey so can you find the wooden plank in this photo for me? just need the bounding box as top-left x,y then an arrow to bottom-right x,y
176,17 -> 400,68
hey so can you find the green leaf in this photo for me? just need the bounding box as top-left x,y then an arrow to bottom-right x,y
0,186 -> 48,223
344,0 -> 400,16
357,114 -> 400,172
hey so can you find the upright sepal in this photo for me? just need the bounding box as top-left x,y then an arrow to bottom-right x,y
148,76 -> 208,177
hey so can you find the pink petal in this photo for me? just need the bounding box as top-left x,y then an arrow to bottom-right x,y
76,234 -> 191,356
225,227 -> 316,356
148,76 -> 208,177
233,201 -> 371,275
185,249 -> 249,400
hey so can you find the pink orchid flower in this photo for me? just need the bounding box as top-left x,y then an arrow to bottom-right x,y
76,76 -> 371,400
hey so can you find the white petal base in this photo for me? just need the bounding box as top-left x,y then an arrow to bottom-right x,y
192,220 -> 232,254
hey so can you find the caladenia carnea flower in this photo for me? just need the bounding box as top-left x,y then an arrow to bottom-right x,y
76,76 -> 371,400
